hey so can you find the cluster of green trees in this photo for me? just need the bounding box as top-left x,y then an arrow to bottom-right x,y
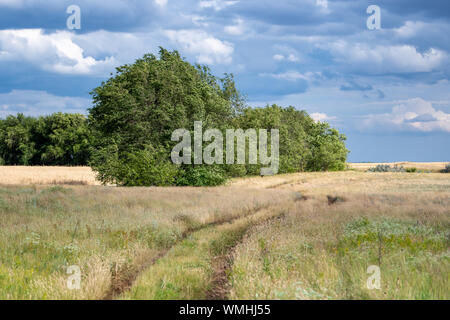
0,113 -> 91,166
0,48 -> 349,186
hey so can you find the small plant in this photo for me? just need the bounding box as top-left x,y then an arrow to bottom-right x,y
368,164 -> 405,173
441,163 -> 450,173
406,167 -> 417,173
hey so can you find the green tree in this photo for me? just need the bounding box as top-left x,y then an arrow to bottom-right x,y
0,114 -> 36,165
88,48 -> 237,186
32,113 -> 92,165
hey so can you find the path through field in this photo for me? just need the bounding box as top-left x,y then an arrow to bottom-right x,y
0,169 -> 449,299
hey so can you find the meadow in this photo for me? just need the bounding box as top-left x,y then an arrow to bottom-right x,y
0,164 -> 448,300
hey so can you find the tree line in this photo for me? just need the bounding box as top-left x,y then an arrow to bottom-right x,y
0,112 -> 91,166
0,48 -> 349,186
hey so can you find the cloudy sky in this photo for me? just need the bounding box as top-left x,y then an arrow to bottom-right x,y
0,0 -> 449,162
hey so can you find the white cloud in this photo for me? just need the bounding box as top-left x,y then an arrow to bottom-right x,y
324,41 -> 447,73
154,0 -> 168,6
272,53 -> 299,62
199,0 -> 239,11
165,29 -> 233,64
224,18 -> 245,36
315,0 -> 329,13
360,98 -> 450,133
311,112 -> 336,122
273,54 -> 284,61
260,70 -> 319,82
0,29 -> 115,75
393,21 -> 425,38
272,45 -> 301,62
188,15 -> 209,27
0,90 -> 90,117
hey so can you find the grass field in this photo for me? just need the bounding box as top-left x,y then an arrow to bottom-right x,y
0,165 -> 449,299
348,162 -> 448,172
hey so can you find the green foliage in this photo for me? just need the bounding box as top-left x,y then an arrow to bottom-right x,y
342,217 -> 448,253
368,164 -> 405,172
176,165 -> 227,187
406,167 -> 417,173
236,105 -> 348,173
1,48 -> 349,185
0,113 -> 91,165
441,163 -> 450,173
0,113 -> 36,165
88,48 -> 236,186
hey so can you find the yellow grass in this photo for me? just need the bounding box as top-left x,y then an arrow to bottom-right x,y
0,162 -> 447,186
0,165 -> 449,300
348,162 -> 448,171
0,166 -> 99,185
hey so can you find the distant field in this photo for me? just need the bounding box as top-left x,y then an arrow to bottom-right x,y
0,166 -> 99,186
0,162 -> 447,186
348,162 -> 448,172
0,166 -> 449,300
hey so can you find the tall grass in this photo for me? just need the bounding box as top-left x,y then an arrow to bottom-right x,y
0,184 -> 290,299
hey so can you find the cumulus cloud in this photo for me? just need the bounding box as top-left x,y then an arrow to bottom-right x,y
393,21 -> 426,38
0,29 -> 115,75
199,0 -> 239,11
315,0 -> 329,14
260,71 -> 320,82
0,90 -> 90,117
165,29 -> 233,64
324,41 -> 447,74
310,112 -> 336,122
154,0 -> 168,6
224,18 -> 245,36
272,53 -> 299,62
360,98 -> 450,133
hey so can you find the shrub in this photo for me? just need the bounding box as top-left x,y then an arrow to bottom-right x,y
368,164 -> 405,173
176,166 -> 227,187
406,167 -> 417,173
442,163 -> 450,173
91,144 -> 179,186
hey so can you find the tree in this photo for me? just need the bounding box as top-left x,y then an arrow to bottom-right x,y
88,48 -> 238,186
33,113 -> 92,165
0,114 -> 36,165
0,113 -> 91,166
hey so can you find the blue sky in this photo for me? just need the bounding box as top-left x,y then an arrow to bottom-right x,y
0,0 -> 449,162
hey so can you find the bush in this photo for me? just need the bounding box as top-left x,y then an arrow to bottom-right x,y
406,167 -> 417,173
368,164 -> 405,173
176,166 -> 227,187
442,163 -> 450,173
90,144 -> 179,186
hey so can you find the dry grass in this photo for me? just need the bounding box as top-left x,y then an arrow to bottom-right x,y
348,162 -> 448,172
0,165 -> 449,300
229,172 -> 450,300
0,166 -> 99,185
0,183 -> 291,299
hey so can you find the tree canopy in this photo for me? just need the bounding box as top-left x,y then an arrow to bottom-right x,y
0,48 -> 349,186
0,113 -> 91,166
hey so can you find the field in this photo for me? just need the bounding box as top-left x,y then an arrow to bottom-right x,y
348,162 -> 448,172
0,165 -> 449,300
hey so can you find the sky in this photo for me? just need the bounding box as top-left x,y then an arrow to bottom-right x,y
0,0 -> 449,162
